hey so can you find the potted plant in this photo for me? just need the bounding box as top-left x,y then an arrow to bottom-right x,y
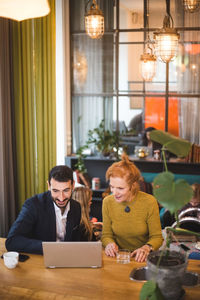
74,120 -> 121,186
75,145 -> 88,174
74,145 -> 91,187
86,119 -> 120,158
140,130 -> 200,300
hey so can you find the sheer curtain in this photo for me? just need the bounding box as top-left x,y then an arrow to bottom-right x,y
70,0 -> 114,152
177,10 -> 200,145
0,19 -> 16,237
72,34 -> 114,150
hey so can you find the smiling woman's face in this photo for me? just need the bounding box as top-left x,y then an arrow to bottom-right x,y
109,177 -> 132,203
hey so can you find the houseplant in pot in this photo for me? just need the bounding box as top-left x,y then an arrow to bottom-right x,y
140,130 -> 200,300
74,145 -> 91,187
86,119 -> 120,158
74,120 -> 121,186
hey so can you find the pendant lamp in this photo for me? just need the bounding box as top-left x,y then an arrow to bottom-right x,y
140,51 -> 157,81
183,0 -> 200,13
154,0 -> 180,63
140,0 -> 156,81
85,0 -> 104,39
0,0 -> 50,21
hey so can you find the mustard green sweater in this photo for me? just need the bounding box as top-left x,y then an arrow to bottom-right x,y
101,191 -> 163,251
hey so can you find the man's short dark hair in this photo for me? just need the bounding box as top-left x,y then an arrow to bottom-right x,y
48,165 -> 73,184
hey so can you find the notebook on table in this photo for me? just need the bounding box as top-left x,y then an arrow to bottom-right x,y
42,241 -> 102,268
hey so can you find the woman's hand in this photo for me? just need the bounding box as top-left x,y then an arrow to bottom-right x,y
131,244 -> 152,262
105,242 -> 119,257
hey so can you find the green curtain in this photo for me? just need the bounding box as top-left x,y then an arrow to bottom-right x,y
11,0 -> 56,208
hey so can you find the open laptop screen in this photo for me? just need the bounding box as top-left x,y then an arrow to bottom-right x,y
42,241 -> 102,268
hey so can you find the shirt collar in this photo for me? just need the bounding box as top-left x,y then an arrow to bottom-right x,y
53,200 -> 70,217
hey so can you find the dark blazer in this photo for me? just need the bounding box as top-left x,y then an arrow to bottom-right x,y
5,191 -> 81,254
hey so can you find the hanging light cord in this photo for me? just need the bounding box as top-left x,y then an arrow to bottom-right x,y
85,0 -> 90,13
164,0 -> 174,28
146,0 -> 153,55
166,0 -> 170,15
146,0 -> 150,41
85,0 -> 95,13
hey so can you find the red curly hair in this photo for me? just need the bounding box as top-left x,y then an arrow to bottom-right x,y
106,153 -> 141,196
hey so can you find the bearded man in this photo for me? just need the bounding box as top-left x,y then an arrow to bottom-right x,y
6,165 -> 81,254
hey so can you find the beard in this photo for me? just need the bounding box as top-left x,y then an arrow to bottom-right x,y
52,196 -> 70,210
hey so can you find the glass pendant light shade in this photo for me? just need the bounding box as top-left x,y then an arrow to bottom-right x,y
183,0 -> 200,13
140,53 -> 156,81
0,0 -> 50,21
154,16 -> 180,63
140,0 -> 156,81
85,0 -> 104,39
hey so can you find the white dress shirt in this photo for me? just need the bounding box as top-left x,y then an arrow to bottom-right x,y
53,201 -> 70,241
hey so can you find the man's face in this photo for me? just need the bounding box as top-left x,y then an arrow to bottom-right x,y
48,178 -> 74,210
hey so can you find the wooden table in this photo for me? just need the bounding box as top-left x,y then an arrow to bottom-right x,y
0,238 -> 200,299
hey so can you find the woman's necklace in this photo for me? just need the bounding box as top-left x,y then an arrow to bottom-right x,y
124,194 -> 134,213
124,206 -> 131,213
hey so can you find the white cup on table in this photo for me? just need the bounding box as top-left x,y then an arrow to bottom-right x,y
3,251 -> 19,269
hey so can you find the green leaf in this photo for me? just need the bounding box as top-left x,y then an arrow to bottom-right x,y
150,130 -> 192,157
140,280 -> 164,300
75,145 -> 88,173
85,119 -> 120,156
153,172 -> 193,214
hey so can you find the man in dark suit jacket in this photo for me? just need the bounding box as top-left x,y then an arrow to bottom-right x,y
5,165 -> 81,254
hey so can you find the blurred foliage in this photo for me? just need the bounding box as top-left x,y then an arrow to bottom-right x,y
75,145 -> 88,173
153,171 -> 193,214
86,120 -> 120,157
150,130 -> 192,158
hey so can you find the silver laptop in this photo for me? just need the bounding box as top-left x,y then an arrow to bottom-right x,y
42,241 -> 102,268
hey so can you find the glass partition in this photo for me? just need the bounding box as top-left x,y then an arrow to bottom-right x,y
119,0 -> 143,30
69,0 -> 200,154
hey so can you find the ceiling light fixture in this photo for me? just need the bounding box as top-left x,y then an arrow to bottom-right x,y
85,0 -> 104,39
0,0 -> 50,21
183,0 -> 200,13
140,0 -> 156,81
140,51 -> 157,82
154,0 -> 180,63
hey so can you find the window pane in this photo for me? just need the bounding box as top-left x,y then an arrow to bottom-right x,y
118,43 -> 166,93
119,0 -> 143,29
70,0 -> 114,32
177,97 -> 200,145
149,0 -> 177,28
117,96 -> 174,137
145,60 -> 166,93
118,43 -> 143,92
118,96 -> 143,130
72,96 -> 114,152
119,32 -> 144,43
69,0 -> 200,155
145,97 -> 179,136
144,97 -> 165,131
169,31 -> 200,94
72,35 -> 115,94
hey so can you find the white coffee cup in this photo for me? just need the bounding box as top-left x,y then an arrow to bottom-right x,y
3,251 -> 19,269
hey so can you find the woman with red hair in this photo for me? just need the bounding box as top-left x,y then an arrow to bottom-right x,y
101,153 -> 163,262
